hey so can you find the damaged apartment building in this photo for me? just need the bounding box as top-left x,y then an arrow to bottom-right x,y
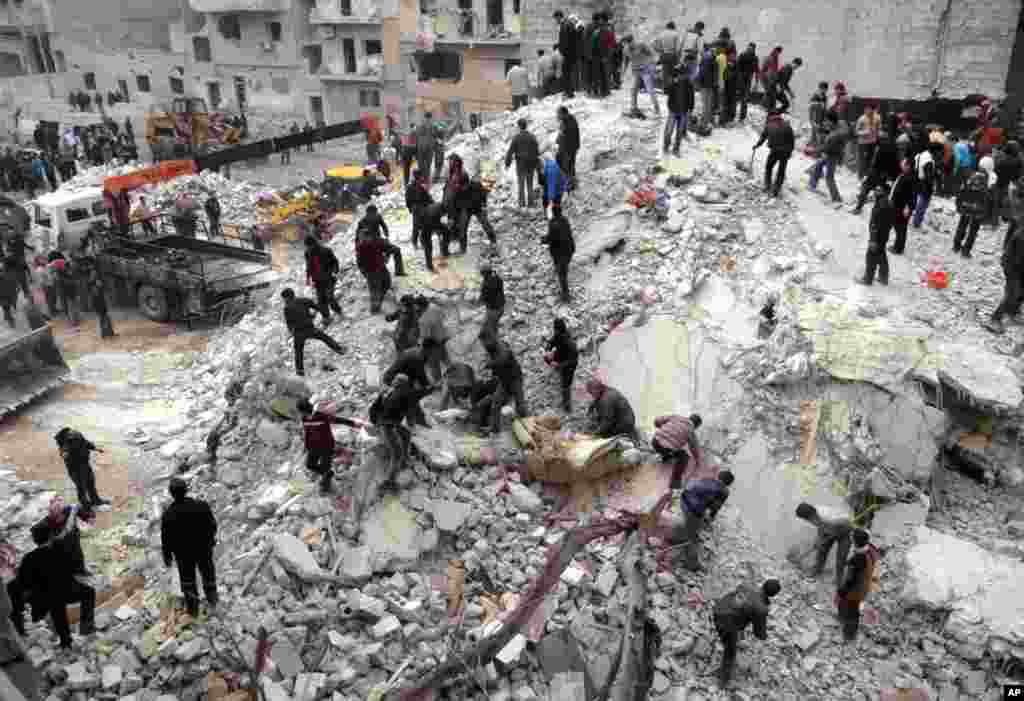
177,0 -> 526,129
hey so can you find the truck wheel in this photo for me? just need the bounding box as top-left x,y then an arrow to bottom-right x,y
137,285 -> 169,321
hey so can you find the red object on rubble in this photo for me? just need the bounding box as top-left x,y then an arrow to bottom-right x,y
924,270 -> 949,289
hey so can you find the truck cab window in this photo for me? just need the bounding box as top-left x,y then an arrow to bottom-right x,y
66,207 -> 91,223
34,204 -> 52,228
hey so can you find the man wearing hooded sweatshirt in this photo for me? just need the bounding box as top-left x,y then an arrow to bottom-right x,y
281,287 -> 347,374
855,184 -> 895,285
160,478 -> 218,617
556,106 -> 580,190
736,43 -> 758,123
753,110 -> 795,197
713,580 -> 781,686
540,204 -> 575,301
479,336 -> 528,433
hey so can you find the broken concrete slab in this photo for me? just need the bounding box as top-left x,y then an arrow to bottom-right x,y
576,208 -> 633,262
598,315 -> 743,432
270,639 -> 305,678
871,499 -> 930,549
270,532 -> 325,581
258,419 -> 291,448
362,496 -> 428,572
507,483 -> 543,514
902,526 -> 1024,658
431,499 -> 472,532
410,426 -> 459,470
536,628 -> 596,699
918,341 -> 1024,415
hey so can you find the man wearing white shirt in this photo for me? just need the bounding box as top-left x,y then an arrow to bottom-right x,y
507,63 -> 530,110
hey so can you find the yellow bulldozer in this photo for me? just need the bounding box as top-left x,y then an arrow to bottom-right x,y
145,97 -> 242,162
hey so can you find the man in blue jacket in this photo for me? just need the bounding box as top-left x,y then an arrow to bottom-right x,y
539,155 -> 566,212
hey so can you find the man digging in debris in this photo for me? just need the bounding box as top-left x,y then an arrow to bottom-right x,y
385,294 -> 421,353
478,264 -> 506,342
675,469 -> 734,570
713,579 -> 781,687
382,340 -> 435,427
281,288 -> 347,376
298,399 -> 364,494
543,318 -> 578,411
160,478 -> 219,619
370,374 -> 436,483
585,377 -> 637,439
540,204 -> 575,301
795,502 -> 854,588
835,528 -> 879,643
479,335 -> 529,434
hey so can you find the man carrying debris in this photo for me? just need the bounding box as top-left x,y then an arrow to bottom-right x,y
405,169 -> 433,249
370,374 -> 437,480
478,264 -> 506,342
543,317 -> 578,410
382,341 -> 434,427
835,528 -> 878,642
713,579 -> 781,686
505,118 -> 541,209
160,478 -> 219,618
674,468 -> 734,570
652,413 -> 704,488
795,502 -> 854,587
540,204 -> 575,301
355,232 -> 402,314
479,336 -> 529,434
8,519 -> 95,651
752,109 -> 796,197
297,399 -> 363,493
304,235 -> 342,325
280,288 -> 347,376
854,184 -> 894,286
54,427 -> 108,509
585,378 -> 637,439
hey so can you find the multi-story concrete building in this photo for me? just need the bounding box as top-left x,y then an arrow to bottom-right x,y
0,0 -> 59,77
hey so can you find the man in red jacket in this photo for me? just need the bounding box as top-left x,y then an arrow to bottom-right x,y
356,234 -> 402,313
297,399 -> 363,493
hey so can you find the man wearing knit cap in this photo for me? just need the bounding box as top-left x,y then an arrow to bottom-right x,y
585,377 -> 636,439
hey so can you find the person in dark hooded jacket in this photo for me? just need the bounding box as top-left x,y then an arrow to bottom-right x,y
160,478 -> 218,617
855,184 -> 894,285
556,106 -> 580,189
304,235 -> 342,324
385,294 -> 421,353
986,203 -> 1024,334
418,201 -> 451,272
540,204 -> 575,300
543,317 -> 578,410
405,169 -> 433,249
0,257 -> 17,328
853,130 -> 901,214
479,336 -> 528,433
664,66 -> 695,155
713,579 -> 781,686
369,374 -> 437,480
752,110 -> 795,197
585,378 -> 636,438
676,469 -> 735,569
281,287 -> 347,375
54,427 -> 106,508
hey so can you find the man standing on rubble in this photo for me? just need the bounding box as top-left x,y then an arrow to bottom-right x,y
736,43 -> 758,123
752,110 -> 795,197
985,199 -> 1024,334
623,35 -> 660,118
855,184 -> 894,286
505,118 -> 541,209
385,295 -> 420,353
540,204 -> 575,301
355,231 -> 403,313
795,502 -> 854,587
713,579 -> 781,686
652,21 -> 682,83
280,288 -> 347,376
415,113 -> 438,183
405,169 -> 433,249
478,264 -> 505,342
585,378 -> 637,439
543,317 -> 578,410
853,129 -> 900,215
418,201 -> 452,272
835,528 -> 878,642
809,112 -> 848,203
479,336 -> 529,434
304,235 -> 342,325
674,468 -> 733,569
382,340 -> 434,427
160,478 -> 218,618
297,399 -> 363,493
664,65 -> 695,156
370,374 -> 436,481
556,106 -> 580,191
204,194 -> 222,238
3,232 -> 33,298
554,11 -> 578,98
55,427 -> 108,509
0,257 -> 18,329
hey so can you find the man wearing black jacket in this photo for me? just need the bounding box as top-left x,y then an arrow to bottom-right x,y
478,264 -> 505,342
987,207 -> 1024,334
753,110 -> 795,197
55,427 -> 107,509
554,11 -> 577,98
405,169 -> 432,249
773,58 -> 801,112
479,336 -> 528,433
887,158 -> 916,254
454,177 -> 496,246
556,106 -> 580,190
544,317 -> 578,410
281,288 -> 346,376
304,236 -> 342,324
664,66 -> 695,155
505,118 -> 541,208
541,204 -> 575,301
853,131 -> 900,214
160,478 -> 218,617
855,185 -> 894,286
736,43 -> 758,122
713,580 -> 780,686
8,521 -> 96,650
418,201 -> 451,271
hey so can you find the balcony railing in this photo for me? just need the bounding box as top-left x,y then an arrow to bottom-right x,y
309,6 -> 380,24
423,10 -> 519,43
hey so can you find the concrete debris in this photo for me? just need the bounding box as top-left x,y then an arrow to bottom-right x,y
271,532 -> 325,581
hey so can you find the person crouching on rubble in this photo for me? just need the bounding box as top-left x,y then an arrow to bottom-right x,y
585,378 -> 637,440
652,413 -> 703,488
369,374 -> 437,482
675,469 -> 734,570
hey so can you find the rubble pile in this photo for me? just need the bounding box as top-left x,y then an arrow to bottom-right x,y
4,91 -> 1024,701
61,161 -> 149,190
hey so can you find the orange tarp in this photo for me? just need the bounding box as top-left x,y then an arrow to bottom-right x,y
103,160 -> 197,194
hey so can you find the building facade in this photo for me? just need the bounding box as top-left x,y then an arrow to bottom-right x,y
0,0 -> 59,77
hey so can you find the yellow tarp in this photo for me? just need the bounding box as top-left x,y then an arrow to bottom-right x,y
326,165 -> 365,179
514,416 -> 626,485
